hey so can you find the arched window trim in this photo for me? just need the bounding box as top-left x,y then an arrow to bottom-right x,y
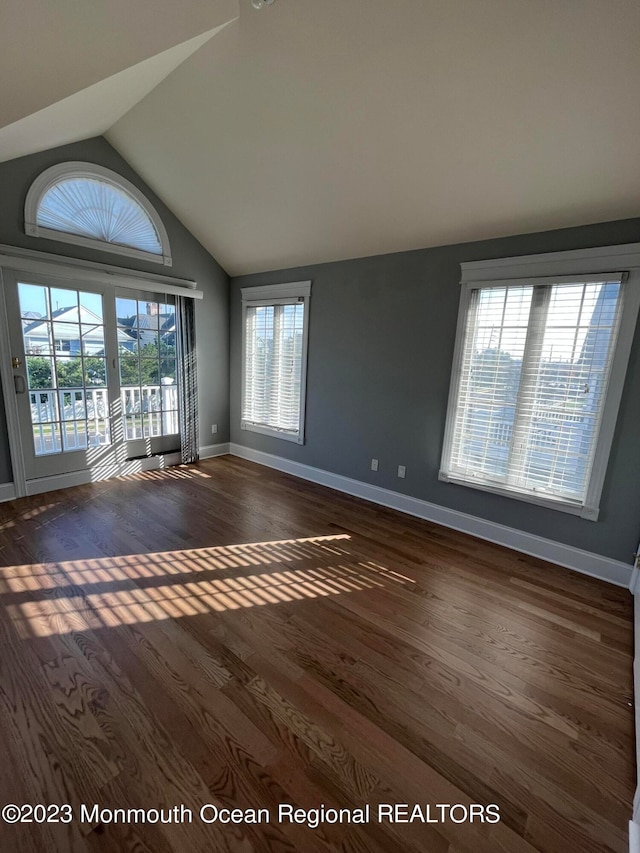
24,162 -> 172,267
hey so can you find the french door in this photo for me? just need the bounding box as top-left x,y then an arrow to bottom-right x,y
3,269 -> 179,484
114,290 -> 179,460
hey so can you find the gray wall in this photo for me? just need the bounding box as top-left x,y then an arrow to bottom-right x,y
0,136 -> 230,485
231,219 -> 640,564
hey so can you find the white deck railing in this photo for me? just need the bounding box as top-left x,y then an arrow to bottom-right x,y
29,385 -> 178,453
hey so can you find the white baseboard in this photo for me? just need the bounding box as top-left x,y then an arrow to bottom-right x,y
199,442 -> 230,459
0,482 -> 16,503
22,445 -> 232,496
228,443 -> 633,588
25,452 -> 183,497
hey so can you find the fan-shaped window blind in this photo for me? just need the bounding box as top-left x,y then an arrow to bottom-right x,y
25,163 -> 171,266
39,178 -> 162,252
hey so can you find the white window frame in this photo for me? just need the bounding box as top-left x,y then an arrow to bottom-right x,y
240,280 -> 311,444
0,243 -> 201,498
24,162 -> 172,267
440,243 -> 640,520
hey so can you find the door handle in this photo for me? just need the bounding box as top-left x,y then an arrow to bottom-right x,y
14,375 -> 26,394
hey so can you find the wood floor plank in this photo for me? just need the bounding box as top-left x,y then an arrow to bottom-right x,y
0,456 -> 633,852
0,635 -> 92,852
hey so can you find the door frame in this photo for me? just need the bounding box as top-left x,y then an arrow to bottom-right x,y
0,243 -> 202,497
4,268 -> 122,482
0,267 -> 27,496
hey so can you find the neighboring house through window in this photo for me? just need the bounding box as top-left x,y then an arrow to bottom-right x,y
22,302 -> 131,356
241,281 -> 311,444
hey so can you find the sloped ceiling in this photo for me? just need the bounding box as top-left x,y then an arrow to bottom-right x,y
0,27 -> 230,164
0,0 -> 238,127
4,0 -> 640,276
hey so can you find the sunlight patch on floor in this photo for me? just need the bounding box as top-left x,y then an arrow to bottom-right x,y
116,465 -> 212,482
0,501 -> 60,530
0,535 -> 415,638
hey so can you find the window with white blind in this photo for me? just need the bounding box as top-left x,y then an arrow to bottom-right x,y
440,260 -> 640,519
241,281 -> 311,444
24,162 -> 172,266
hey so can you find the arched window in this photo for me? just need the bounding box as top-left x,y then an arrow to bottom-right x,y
25,162 -> 171,266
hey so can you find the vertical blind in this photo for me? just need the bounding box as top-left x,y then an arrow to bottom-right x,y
175,295 -> 199,464
443,277 -> 624,505
242,300 -> 305,435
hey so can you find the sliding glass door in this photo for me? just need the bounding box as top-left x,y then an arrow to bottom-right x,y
115,293 -> 179,459
5,271 -> 118,479
4,270 -> 179,483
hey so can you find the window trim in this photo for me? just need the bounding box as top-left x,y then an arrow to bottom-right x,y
24,162 -> 172,267
439,245 -> 640,520
240,280 -> 311,445
0,243 -> 200,298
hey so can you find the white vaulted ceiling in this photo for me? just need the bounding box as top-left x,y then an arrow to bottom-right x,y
0,27 -> 231,165
3,0 -> 640,275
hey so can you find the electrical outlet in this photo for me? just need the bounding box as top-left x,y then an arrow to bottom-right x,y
211,424 -> 218,435
397,465 -> 406,478
371,458 -> 379,472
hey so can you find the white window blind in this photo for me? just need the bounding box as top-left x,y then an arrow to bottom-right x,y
37,178 -> 163,255
441,276 -> 625,512
25,163 -> 172,266
241,282 -> 311,443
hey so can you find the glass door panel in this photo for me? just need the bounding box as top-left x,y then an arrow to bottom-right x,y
6,273 -> 118,480
115,293 -> 179,457
5,272 -> 181,485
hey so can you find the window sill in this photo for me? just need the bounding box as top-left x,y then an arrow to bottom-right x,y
241,421 -> 304,445
438,471 -> 598,520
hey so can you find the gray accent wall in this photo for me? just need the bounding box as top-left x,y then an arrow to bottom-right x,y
0,136 -> 229,485
231,219 -> 640,564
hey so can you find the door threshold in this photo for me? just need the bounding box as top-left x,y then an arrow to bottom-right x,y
25,451 -> 182,496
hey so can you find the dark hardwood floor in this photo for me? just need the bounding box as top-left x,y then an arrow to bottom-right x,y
0,456 -> 634,852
